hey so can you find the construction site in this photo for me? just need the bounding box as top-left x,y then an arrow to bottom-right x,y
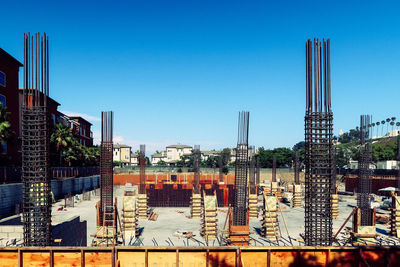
0,33 -> 399,266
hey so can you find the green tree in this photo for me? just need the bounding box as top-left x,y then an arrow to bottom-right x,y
156,160 -> 168,166
50,123 -> 73,166
0,103 -> 14,155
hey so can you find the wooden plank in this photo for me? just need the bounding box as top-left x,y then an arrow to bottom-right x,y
179,252 -> 206,267
208,251 -> 235,267
0,251 -> 18,267
148,252 -> 175,267
328,251 -> 358,266
84,252 -> 112,267
22,252 -> 50,267
241,251 -> 268,266
117,252 -> 145,267
54,252 -> 81,267
298,251 -> 327,266
270,251 -> 297,266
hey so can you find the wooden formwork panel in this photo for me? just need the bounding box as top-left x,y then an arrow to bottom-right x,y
117,251 -> 145,266
0,252 -> 17,267
270,251 -> 297,266
22,252 -> 50,267
148,251 -> 176,267
54,252 -> 81,267
298,251 -> 327,266
85,252 -> 112,267
241,251 -> 268,267
208,251 -> 235,266
178,252 -> 206,267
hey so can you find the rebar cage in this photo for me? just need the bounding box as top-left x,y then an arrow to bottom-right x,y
233,111 -> 249,226
21,33 -> 52,246
304,38 -> 334,246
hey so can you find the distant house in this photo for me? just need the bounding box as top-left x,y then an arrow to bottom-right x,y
68,116 -> 93,147
201,150 -> 220,161
166,144 -> 193,162
0,48 -> 22,164
151,152 -> 166,165
377,160 -> 399,170
113,144 -> 131,166
130,153 -> 139,166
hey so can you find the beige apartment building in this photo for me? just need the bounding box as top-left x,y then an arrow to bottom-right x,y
113,144 -> 132,166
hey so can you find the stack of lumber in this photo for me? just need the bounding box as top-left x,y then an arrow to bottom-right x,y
137,194 -> 148,219
332,194 -> 339,219
122,195 -> 138,241
292,184 -> 302,208
391,195 -> 400,237
190,193 -> 202,218
261,194 -> 279,241
200,195 -> 218,241
248,194 -> 258,218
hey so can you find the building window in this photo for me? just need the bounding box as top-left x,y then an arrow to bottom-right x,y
0,71 -> 5,87
0,94 -> 5,107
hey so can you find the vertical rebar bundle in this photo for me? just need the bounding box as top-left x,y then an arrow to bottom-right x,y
193,145 -> 201,194
358,115 -> 372,226
397,135 -> 400,189
249,146 -> 256,194
139,144 -> 146,194
256,157 -> 260,186
100,111 -> 114,226
21,33 -> 51,246
272,155 -> 277,182
294,152 -> 300,185
233,111 -> 250,225
304,38 -> 334,246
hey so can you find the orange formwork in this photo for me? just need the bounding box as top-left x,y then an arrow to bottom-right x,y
1,246 -> 400,266
113,173 -> 236,186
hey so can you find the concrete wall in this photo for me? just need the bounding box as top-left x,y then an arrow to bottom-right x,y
0,175 -> 99,219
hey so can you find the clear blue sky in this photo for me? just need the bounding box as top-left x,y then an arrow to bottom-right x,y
1,1 -> 400,154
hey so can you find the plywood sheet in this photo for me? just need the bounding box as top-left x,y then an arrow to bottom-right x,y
241,251 -> 268,267
117,251 -> 145,267
208,251 -> 235,267
22,252 -> 50,267
54,252 -> 81,267
179,252 -> 206,267
148,252 -> 176,267
0,252 -> 17,267
85,252 -> 111,267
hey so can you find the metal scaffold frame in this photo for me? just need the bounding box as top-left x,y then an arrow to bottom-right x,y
358,115 -> 372,226
21,32 -> 52,246
304,38 -> 334,246
233,111 -> 250,226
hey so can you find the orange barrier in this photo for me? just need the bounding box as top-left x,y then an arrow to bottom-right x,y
113,173 -> 236,185
0,246 -> 399,266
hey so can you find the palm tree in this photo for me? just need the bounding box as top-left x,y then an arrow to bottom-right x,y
50,123 -> 72,166
386,118 -> 391,135
381,120 -> 385,137
0,104 -> 14,154
376,122 -> 380,137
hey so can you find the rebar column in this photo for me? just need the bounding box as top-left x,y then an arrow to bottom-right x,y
233,111 -> 250,225
358,115 -> 372,226
139,144 -> 146,194
249,147 -> 256,194
256,156 -> 260,186
272,155 -> 277,182
193,145 -> 201,194
22,33 -> 51,246
100,111 -> 114,226
397,135 -> 400,189
294,152 -> 300,185
304,38 -> 334,246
